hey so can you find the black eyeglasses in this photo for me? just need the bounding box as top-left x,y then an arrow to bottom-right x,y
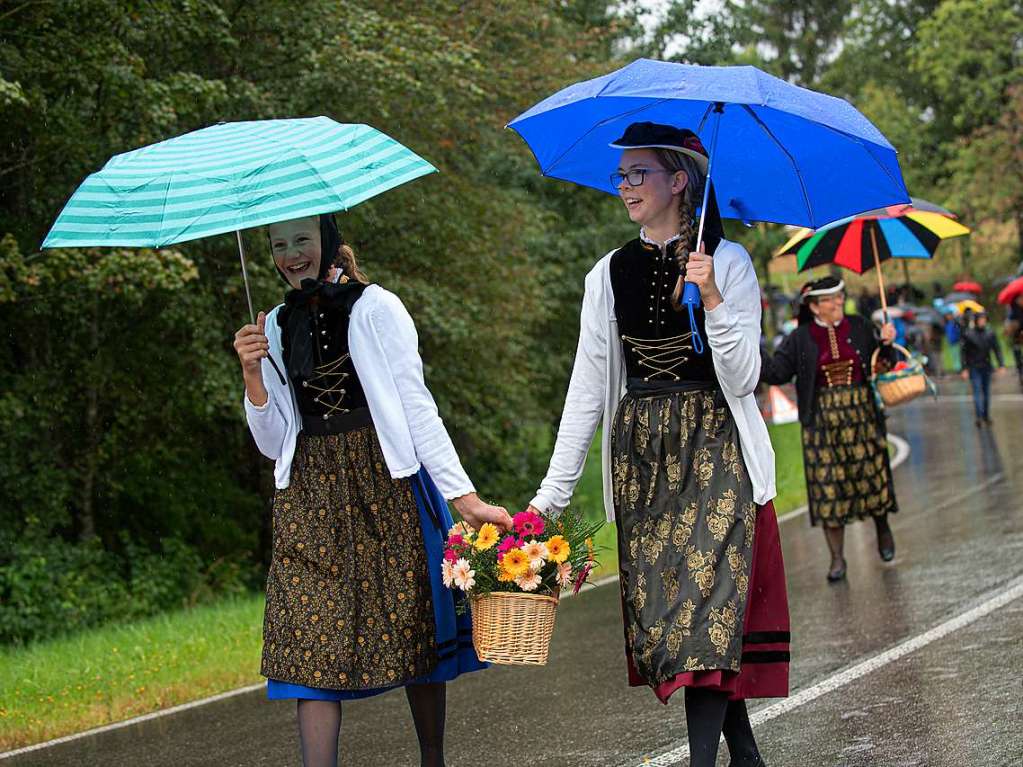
610,168 -> 673,188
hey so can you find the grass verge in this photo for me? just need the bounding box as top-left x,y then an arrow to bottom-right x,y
1,421 -> 810,751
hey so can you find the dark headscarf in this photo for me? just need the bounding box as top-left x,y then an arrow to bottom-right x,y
272,213 -> 367,381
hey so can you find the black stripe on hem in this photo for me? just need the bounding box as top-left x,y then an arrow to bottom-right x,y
743,631 -> 791,645
741,650 -> 791,664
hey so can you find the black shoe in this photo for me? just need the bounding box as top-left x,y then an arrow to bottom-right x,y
975,418 -> 983,428
983,416 -> 993,426
877,528 -> 896,562
827,558 -> 847,582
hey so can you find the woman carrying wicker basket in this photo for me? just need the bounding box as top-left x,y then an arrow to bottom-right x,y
234,213 -> 512,767
525,122 -> 790,767
761,276 -> 898,583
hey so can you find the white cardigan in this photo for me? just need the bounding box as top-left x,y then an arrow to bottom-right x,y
529,238 -> 776,522
243,284 -> 476,501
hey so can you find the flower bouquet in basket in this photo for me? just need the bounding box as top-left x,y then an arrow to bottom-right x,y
441,508 -> 603,666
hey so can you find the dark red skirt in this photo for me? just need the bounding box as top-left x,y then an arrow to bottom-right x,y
624,501 -> 790,704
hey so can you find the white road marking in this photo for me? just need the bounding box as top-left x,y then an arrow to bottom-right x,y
633,574 -> 1023,767
778,433 -> 910,523
0,682 -> 267,760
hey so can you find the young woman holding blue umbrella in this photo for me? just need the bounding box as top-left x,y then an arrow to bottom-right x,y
233,213 -> 511,767
526,123 -> 789,767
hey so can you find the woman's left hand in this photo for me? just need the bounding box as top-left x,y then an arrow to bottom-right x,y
880,322 -> 896,345
685,246 -> 723,311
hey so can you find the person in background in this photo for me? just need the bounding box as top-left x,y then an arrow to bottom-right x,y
960,311 -> 1005,426
761,277 -> 898,582
945,309 -> 962,371
1005,294 -> 1023,388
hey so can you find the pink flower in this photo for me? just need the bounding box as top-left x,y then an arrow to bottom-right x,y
447,534 -> 465,548
513,511 -> 545,538
443,548 -> 458,563
573,562 -> 594,595
496,535 -> 519,560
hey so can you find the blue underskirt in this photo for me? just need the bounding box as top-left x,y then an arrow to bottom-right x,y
266,467 -> 486,701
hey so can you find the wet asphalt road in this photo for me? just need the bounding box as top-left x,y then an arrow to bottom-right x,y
7,378 -> 1023,766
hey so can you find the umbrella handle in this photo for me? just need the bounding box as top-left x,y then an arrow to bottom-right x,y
682,102 -> 724,356
237,230 -> 287,386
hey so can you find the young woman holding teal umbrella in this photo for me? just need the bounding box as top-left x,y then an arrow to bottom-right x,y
234,213 -> 511,767
525,123 -> 789,767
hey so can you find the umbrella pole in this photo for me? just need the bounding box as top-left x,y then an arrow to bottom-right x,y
870,226 -> 889,324
236,230 -> 256,324
236,230 -> 286,385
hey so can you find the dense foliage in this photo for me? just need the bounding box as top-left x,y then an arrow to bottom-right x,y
1,0 -> 1019,644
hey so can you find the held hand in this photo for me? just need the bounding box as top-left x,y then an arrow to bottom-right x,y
233,311 -> 269,375
880,322 -> 896,345
685,244 -> 722,310
451,493 -> 513,532
961,369 -> 969,381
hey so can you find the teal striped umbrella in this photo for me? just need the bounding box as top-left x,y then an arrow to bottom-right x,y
44,117 -> 436,249
43,117 -> 436,384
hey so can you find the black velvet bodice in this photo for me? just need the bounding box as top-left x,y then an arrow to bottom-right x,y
278,281 -> 370,428
610,237 -> 718,385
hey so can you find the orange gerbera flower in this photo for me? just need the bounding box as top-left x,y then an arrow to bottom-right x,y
501,548 -> 531,578
546,535 -> 570,563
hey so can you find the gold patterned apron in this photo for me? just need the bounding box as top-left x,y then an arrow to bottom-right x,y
611,388 -> 756,686
261,421 -> 437,690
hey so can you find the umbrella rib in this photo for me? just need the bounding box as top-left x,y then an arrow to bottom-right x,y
542,98 -> 674,176
740,104 -> 814,225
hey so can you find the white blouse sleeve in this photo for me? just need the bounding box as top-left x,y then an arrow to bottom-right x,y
367,291 -> 476,500
703,242 -> 763,398
530,264 -> 608,513
243,365 -> 289,460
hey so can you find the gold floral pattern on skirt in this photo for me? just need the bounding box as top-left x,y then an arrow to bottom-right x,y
803,384 -> 898,528
612,389 -> 755,686
261,426 -> 437,690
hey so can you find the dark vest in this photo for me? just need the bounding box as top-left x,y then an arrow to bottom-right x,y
609,237 -> 719,387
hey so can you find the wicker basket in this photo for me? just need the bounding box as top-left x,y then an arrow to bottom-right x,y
470,591 -> 559,665
871,343 -> 928,407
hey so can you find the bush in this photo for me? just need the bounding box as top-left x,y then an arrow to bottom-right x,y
0,534 -> 244,646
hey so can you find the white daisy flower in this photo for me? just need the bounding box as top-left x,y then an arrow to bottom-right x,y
451,558 -> 476,591
516,571 -> 542,592
521,540 -> 549,572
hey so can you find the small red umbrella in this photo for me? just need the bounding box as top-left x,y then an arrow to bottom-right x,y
953,280 -> 983,294
997,276 -> 1023,305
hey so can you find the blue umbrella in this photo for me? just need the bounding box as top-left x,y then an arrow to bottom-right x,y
44,116 -> 437,383
508,58 -> 910,352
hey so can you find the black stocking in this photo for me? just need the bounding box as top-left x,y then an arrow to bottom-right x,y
723,699 -> 763,766
296,700 -> 341,767
405,682 -> 446,767
685,687 -> 729,767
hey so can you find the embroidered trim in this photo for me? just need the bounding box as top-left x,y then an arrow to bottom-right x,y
620,332 -> 694,379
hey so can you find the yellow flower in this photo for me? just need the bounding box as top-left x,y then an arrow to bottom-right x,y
501,548 -> 531,578
546,535 -> 571,564
497,565 -> 516,582
474,523 -> 499,551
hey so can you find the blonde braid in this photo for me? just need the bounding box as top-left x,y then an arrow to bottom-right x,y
654,148 -> 705,310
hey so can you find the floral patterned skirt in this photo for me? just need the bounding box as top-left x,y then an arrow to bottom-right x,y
261,423 -> 438,691
803,384 -> 898,528
611,387 -> 757,689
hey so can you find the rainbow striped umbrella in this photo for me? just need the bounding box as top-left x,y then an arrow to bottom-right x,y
773,197 -> 969,320
774,197 -> 969,274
